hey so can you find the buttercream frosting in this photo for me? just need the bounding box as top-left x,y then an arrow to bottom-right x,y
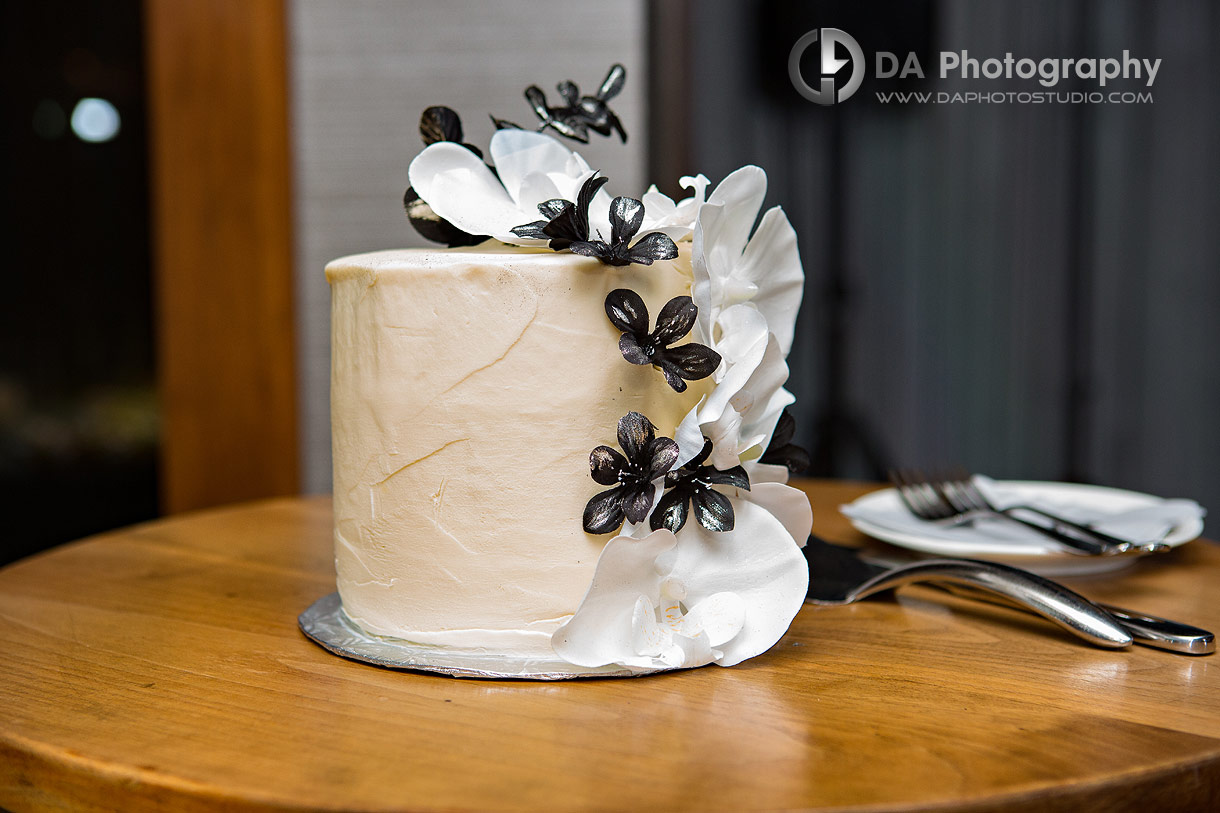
327,244 -> 707,655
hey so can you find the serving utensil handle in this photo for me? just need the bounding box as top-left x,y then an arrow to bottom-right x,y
846,558 -> 1133,648
1096,604 -> 1215,655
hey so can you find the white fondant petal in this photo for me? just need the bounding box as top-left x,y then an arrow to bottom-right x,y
408,142 -> 532,243
641,185 -> 677,220
745,461 -> 791,485
737,206 -> 804,354
674,400 -> 707,469
677,174 -> 711,211
488,129 -> 579,203
690,201 -> 723,339
747,384 -> 795,459
693,328 -> 794,471
668,499 -> 808,667
733,334 -> 794,456
705,405 -> 746,470
640,174 -> 712,243
746,482 -> 813,549
631,595 -> 666,657
705,165 -> 768,258
514,172 -> 565,218
699,305 -> 769,425
551,530 -> 675,668
666,631 -> 717,669
683,591 -> 746,647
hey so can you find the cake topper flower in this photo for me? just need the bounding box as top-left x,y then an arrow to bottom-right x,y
513,176 -> 679,267
409,129 -> 614,246
553,499 -> 809,671
403,107 -> 490,247
651,439 -> 750,533
493,64 -> 628,143
583,412 -> 679,535
604,289 -> 720,392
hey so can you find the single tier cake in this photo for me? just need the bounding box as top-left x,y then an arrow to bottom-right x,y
325,80 -> 812,675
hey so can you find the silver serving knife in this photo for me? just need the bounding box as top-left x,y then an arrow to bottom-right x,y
804,536 -> 1215,654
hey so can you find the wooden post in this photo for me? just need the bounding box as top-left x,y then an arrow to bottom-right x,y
145,0 -> 300,512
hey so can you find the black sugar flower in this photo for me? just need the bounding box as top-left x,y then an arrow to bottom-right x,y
759,410 -> 810,475
418,106 -> 483,156
650,439 -> 750,534
571,196 -> 679,267
605,289 -> 721,393
583,412 -> 680,535
404,106 -> 489,247
512,175 -> 679,266
515,64 -> 628,144
512,174 -> 608,249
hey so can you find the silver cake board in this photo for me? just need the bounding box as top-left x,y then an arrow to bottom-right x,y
299,593 -> 673,680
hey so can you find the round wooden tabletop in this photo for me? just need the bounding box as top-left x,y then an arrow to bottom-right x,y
1,481 -> 1218,812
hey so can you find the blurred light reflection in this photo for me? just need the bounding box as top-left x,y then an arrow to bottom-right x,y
70,97 -> 120,142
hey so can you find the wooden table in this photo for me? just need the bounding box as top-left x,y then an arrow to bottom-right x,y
2,481 -> 1218,812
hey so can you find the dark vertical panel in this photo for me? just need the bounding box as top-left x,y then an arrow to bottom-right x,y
1,0 -> 158,564
648,0 -> 693,197
1085,0 -> 1220,507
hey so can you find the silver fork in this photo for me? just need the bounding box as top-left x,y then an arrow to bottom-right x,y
889,470 -> 1170,557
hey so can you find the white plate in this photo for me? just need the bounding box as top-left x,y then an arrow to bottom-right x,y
841,480 -> 1205,576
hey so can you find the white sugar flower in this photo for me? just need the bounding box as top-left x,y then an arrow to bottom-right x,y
674,305 -> 794,471
669,165 -> 804,474
552,498 -> 809,670
692,166 -> 804,355
407,129 -> 612,246
638,174 -> 711,242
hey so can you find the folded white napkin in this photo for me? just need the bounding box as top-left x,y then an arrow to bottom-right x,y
841,476 -> 1206,553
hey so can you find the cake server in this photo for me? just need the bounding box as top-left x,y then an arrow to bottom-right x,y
803,536 -> 1215,654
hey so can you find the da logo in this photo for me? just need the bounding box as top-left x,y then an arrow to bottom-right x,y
788,28 -> 865,105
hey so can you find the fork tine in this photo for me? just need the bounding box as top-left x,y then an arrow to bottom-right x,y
889,470 -> 925,517
942,467 -> 979,507
956,474 -> 996,511
913,469 -> 956,519
929,474 -> 967,514
892,470 -> 936,519
899,469 -> 936,518
936,471 -> 976,510
900,469 -> 949,519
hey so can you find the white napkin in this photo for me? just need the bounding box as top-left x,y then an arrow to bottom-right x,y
841,476 -> 1206,551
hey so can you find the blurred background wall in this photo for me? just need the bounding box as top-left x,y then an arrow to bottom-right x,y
2,0 -> 1217,563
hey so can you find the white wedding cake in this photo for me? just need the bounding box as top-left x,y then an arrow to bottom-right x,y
326,73 -> 813,674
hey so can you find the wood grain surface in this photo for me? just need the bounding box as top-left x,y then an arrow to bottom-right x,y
1,481 -> 1218,812
145,0 -> 300,513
